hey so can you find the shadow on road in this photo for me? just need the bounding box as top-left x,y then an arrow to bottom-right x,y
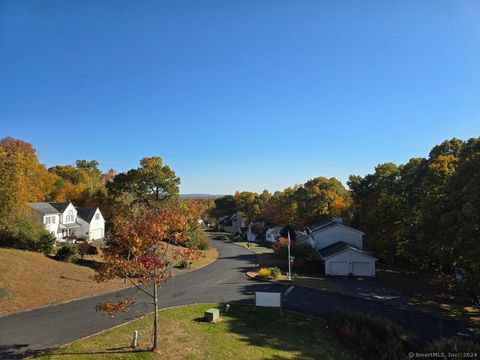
0,344 -> 45,360
237,281 -> 479,343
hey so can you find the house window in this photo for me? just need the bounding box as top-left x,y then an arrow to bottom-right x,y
95,213 -> 100,220
45,217 -> 50,225
66,210 -> 74,223
52,216 -> 56,224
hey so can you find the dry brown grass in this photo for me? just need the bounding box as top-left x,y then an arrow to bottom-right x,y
0,245 -> 218,315
0,248 -> 128,314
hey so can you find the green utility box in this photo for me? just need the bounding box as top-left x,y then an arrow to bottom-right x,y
204,308 -> 220,323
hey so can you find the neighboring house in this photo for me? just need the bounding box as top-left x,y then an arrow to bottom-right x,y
303,218 -> 376,277
218,211 -> 245,234
76,207 -> 105,241
245,218 -> 277,242
28,202 -> 105,242
265,226 -> 282,243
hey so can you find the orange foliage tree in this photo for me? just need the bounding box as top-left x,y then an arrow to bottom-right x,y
94,207 -> 202,352
0,137 -> 55,231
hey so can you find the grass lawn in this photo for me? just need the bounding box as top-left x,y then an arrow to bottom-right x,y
33,304 -> 356,360
0,244 -> 217,314
234,241 -> 274,255
377,264 -> 480,327
0,248 -> 128,314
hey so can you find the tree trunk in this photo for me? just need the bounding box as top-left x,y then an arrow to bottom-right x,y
153,282 -> 159,352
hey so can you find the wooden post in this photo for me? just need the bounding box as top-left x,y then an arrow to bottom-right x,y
131,330 -> 139,348
153,282 -> 159,352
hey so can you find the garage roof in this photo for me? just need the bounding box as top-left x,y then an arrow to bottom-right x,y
319,241 -> 377,260
76,207 -> 97,223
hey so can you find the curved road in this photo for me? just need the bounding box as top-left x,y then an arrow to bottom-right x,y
0,237 -> 477,359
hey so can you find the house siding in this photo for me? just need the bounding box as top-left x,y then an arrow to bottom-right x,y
312,225 -> 363,251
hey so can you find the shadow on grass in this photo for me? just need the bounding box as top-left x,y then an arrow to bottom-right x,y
48,349 -> 150,356
75,258 -> 102,270
0,344 -> 45,360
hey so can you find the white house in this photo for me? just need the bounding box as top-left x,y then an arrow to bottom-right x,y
265,226 -> 282,243
302,218 -> 376,277
76,207 -> 105,240
29,202 -> 105,242
218,211 -> 245,234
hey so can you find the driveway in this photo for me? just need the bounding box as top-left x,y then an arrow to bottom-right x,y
0,236 -> 477,359
330,276 -> 409,307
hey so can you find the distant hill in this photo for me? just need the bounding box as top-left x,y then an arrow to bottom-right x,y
180,194 -> 224,199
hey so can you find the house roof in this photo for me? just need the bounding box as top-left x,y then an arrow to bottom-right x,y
76,207 -> 98,223
319,241 -> 377,260
308,220 -> 333,232
59,222 -> 81,229
307,220 -> 364,235
296,233 -> 312,243
29,202 -> 66,215
49,202 -> 71,213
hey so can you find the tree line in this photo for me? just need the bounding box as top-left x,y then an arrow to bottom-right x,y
0,136 -> 207,251
210,177 -> 352,228
210,137 -> 480,293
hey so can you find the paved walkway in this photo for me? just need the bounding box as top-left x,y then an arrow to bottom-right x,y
0,237 -> 477,359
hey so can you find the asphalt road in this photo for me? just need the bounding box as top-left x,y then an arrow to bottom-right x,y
0,237 -> 477,359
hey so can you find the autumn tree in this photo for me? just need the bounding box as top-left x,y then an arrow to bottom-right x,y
0,137 -> 55,232
94,207 -> 202,352
348,163 -> 403,263
49,160 -> 107,208
107,157 -> 180,214
209,195 -> 237,219
295,177 -> 351,227
448,138 -> 480,293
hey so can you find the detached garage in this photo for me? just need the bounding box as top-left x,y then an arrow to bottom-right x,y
319,242 -> 376,277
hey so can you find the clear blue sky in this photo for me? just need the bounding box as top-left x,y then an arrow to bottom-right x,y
1,1 -> 479,194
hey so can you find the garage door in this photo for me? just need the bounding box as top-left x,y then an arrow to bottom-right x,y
330,261 -> 349,275
352,262 -> 371,276
90,229 -> 103,240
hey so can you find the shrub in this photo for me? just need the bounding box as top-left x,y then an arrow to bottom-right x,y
294,243 -> 316,260
184,228 -> 210,250
38,232 -> 56,255
0,215 -> 55,254
273,237 -> 289,258
270,266 -> 282,279
56,245 -> 78,262
78,242 -> 98,259
273,237 -> 316,267
257,268 -> 272,279
257,267 -> 281,280
87,244 -> 99,255
425,337 -> 480,353
175,259 -> 189,269
327,310 -> 414,360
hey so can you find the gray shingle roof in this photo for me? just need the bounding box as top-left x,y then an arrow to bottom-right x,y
319,241 -> 359,258
76,207 -> 97,223
307,220 -> 335,233
49,202 -> 70,213
29,202 -> 71,214
29,202 -> 61,214
318,241 -> 376,260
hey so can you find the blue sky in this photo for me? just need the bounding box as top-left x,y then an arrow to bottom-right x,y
1,1 -> 479,194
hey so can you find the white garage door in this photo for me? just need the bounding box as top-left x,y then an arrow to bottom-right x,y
90,229 -> 103,240
352,262 -> 371,276
330,261 -> 349,275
